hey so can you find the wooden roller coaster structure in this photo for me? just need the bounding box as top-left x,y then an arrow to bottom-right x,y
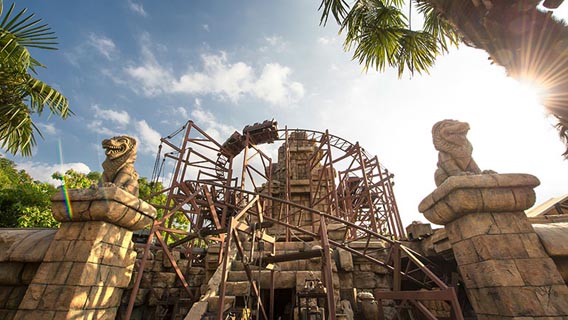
124,120 -> 464,320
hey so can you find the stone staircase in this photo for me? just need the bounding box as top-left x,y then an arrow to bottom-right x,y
186,239 -> 341,319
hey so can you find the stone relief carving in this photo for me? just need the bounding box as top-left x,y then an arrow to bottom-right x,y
100,135 -> 140,197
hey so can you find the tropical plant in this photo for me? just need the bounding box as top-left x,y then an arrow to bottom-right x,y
319,0 -> 568,155
0,0 -> 71,156
0,156 -> 57,227
320,0 -> 460,76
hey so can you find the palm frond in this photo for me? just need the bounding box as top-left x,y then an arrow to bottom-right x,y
415,1 -> 460,53
319,0 -> 351,25
342,0 -> 443,76
0,0 -> 72,157
396,30 -> 438,76
0,2 -> 57,51
25,75 -> 70,117
1,31 -> 33,70
554,116 -> 568,157
0,102 -> 36,157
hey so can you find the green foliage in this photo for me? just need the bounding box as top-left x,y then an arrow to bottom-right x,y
52,169 -> 100,189
0,158 -> 177,229
319,0 -> 459,77
0,0 -> 71,156
0,157 -> 58,227
139,177 -> 169,221
138,177 -> 189,232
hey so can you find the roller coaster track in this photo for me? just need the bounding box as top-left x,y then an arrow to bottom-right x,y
126,121 -> 463,320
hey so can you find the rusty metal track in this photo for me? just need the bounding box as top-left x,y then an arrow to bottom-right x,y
126,120 -> 463,320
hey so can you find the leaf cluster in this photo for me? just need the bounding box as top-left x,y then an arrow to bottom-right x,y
0,0 -> 71,156
319,0 -> 460,77
52,169 -> 101,189
0,156 -> 57,227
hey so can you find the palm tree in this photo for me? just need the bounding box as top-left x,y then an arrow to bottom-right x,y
319,0 -> 568,156
0,0 -> 71,157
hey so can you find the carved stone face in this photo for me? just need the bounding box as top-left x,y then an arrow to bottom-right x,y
433,119 -> 471,148
102,136 -> 136,160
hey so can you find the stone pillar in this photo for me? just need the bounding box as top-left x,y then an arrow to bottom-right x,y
419,174 -> 568,319
15,186 -> 156,320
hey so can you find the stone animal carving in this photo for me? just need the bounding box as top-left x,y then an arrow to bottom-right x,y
339,300 -> 354,320
101,136 -> 139,197
432,120 -> 494,186
357,292 -> 379,320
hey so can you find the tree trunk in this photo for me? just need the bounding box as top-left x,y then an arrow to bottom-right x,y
424,0 -> 568,152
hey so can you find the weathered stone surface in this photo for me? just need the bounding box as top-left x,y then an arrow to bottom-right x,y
4,286 -> 26,309
85,285 -> 122,308
519,233 -> 549,259
348,240 -> 388,249
207,295 -> 235,312
328,223 -> 349,241
337,248 -> 353,272
533,223 -> 568,257
51,186 -> 156,231
514,258 -> 565,286
445,212 -> 499,242
406,222 -> 433,240
185,301 -> 208,320
0,229 -> 56,263
466,288 -> 499,315
451,239 -> 479,265
0,263 -> 24,285
353,272 -> 378,289
492,211 -> 534,234
419,174 -> 540,224
358,299 -> 380,320
338,272 -> 353,288
470,234 -> 529,261
14,189 -> 144,320
152,272 -> 177,288
225,281 -> 251,296
163,250 -> 181,268
460,260 -> 524,289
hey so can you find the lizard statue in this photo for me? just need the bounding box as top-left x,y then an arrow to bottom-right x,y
100,136 -> 139,197
432,119 -> 494,187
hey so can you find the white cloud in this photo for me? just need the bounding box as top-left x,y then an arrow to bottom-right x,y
127,0 -> 147,17
87,106 -> 131,136
124,63 -> 173,96
265,35 -> 282,46
37,123 -> 57,135
136,120 -> 162,154
260,35 -> 288,53
87,119 -> 118,136
171,52 -> 304,105
202,24 -> 210,31
190,106 -> 236,141
92,105 -> 130,126
124,37 -> 174,96
176,106 -> 189,119
252,63 -> 305,106
172,52 -> 254,102
17,161 -> 91,185
317,36 -> 338,45
122,37 -> 304,105
88,33 -> 118,60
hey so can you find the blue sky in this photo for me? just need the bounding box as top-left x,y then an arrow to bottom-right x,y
6,0 -> 568,225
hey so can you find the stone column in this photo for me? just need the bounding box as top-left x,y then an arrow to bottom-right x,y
15,186 -> 156,320
419,174 -> 568,319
